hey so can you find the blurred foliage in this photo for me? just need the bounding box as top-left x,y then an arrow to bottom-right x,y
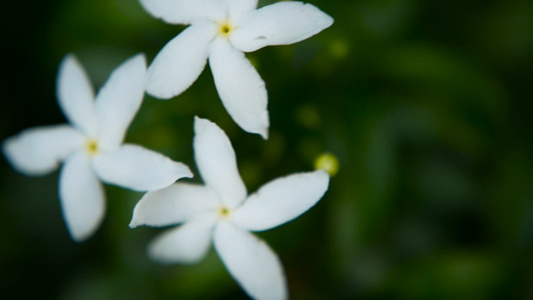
1,0 -> 532,299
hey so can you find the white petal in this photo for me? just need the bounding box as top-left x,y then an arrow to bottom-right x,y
230,2 -> 334,52
148,213 -> 217,264
223,0 -> 258,24
92,144 -> 192,192
3,125 -> 84,176
214,222 -> 287,300
209,38 -> 269,138
130,183 -> 220,228
139,0 -> 224,24
232,170 -> 330,232
194,117 -> 247,209
95,54 -> 146,150
56,54 -> 98,135
59,150 -> 105,242
145,23 -> 217,99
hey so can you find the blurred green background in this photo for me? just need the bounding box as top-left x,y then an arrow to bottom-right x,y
1,0 -> 532,299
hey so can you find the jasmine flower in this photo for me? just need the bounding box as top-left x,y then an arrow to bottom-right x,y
3,54 -> 192,241
130,117 -> 329,299
140,0 -> 334,138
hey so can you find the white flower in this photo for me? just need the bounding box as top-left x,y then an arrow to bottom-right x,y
2,54 -> 193,242
140,0 -> 334,139
130,117 -> 330,299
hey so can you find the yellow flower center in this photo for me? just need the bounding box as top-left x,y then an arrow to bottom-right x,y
218,206 -> 231,218
218,21 -> 233,38
86,139 -> 99,155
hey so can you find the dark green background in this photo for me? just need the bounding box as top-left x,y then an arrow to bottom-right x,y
1,0 -> 531,299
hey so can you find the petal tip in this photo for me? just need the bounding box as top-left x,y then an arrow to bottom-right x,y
1,132 -> 58,177
128,210 -> 139,228
172,162 -> 194,182
237,111 -> 270,139
144,79 -> 177,100
318,169 -> 331,185
67,224 -> 95,243
63,198 -> 104,242
58,54 -> 83,81
128,53 -> 148,71
259,129 -> 269,140
308,169 -> 331,193
60,53 -> 78,66
2,136 -> 15,160
255,110 -> 270,140
181,165 -> 194,179
193,116 -> 214,133
259,113 -> 270,140
316,168 -> 331,178
146,238 -> 176,265
129,194 -> 148,228
324,14 -> 335,28
128,219 -> 139,229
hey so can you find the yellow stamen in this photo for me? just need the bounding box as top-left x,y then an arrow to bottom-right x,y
218,21 -> 233,38
219,206 -> 231,218
86,139 -> 99,155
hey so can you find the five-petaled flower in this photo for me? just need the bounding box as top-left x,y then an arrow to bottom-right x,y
2,54 -> 193,242
139,0 -> 334,139
130,117 -> 330,299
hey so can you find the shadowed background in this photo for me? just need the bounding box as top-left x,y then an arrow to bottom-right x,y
1,0 -> 531,299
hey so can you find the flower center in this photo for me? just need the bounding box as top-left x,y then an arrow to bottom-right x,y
218,206 -> 231,218
218,21 -> 233,38
86,139 -> 99,155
